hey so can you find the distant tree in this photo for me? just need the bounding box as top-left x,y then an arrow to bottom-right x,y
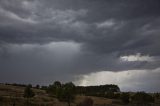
105,92 -> 115,99
47,81 -> 76,106
24,85 -> 35,98
114,93 -> 121,99
36,84 -> 40,89
121,92 -> 130,104
131,92 -> 154,104
47,81 -> 62,96
24,85 -> 35,106
154,93 -> 160,99
41,86 -> 48,90
27,84 -> 32,88
58,82 -> 76,106
53,81 -> 62,96
75,84 -> 120,96
54,81 -> 61,87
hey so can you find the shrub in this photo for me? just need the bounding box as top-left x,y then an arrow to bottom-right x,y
47,81 -> 76,106
58,82 -> 76,106
0,96 -> 3,101
36,85 -> 40,89
105,92 -> 115,99
24,85 -> 35,98
131,92 -> 154,104
120,93 -> 130,104
77,98 -> 93,106
154,93 -> 160,99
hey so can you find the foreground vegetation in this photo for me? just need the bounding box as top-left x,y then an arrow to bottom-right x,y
0,82 -> 160,106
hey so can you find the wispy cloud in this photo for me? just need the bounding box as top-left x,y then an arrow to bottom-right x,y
120,53 -> 155,62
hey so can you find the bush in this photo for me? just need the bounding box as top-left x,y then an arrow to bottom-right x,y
105,92 -> 115,99
120,93 -> 130,104
0,96 -> 3,102
131,92 -> 154,104
24,85 -> 35,98
77,98 -> 93,106
36,85 -> 40,89
154,93 -> 160,99
47,81 -> 76,106
41,86 -> 48,90
58,82 -> 76,106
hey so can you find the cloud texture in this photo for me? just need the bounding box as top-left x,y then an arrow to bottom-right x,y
0,0 -> 160,91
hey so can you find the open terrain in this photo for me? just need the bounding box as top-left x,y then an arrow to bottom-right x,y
0,84 -> 160,106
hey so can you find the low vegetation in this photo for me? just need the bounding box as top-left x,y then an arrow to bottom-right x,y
120,92 -> 130,104
0,82 -> 160,106
77,98 -> 93,106
131,92 -> 155,104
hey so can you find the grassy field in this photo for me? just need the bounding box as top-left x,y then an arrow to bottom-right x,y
0,84 -> 159,106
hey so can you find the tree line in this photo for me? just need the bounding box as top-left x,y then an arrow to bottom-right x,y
76,84 -> 120,96
1,82 -> 160,106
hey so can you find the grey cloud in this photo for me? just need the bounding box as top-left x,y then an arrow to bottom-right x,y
0,0 -> 160,91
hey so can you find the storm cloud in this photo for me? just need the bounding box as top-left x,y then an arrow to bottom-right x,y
0,0 -> 160,92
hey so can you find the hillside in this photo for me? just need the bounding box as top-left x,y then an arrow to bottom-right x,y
0,84 -> 120,106
0,84 -> 160,106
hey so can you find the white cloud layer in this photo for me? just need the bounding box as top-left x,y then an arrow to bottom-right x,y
120,53 -> 155,62
74,68 -> 160,92
96,19 -> 115,28
0,7 -> 36,24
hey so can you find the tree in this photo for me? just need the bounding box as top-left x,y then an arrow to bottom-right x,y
24,85 -> 35,98
47,81 -> 76,106
121,93 -> 130,104
36,84 -> 40,89
47,81 -> 62,96
75,84 -> 120,96
54,81 -> 61,88
28,84 -> 32,88
154,93 -> 160,99
57,82 -> 76,106
131,92 -> 154,104
53,81 -> 62,96
24,85 -> 35,105
105,92 -> 115,99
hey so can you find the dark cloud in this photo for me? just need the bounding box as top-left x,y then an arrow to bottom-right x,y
0,0 -> 160,91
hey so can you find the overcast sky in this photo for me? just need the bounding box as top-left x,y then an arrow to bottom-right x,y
0,0 -> 160,92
